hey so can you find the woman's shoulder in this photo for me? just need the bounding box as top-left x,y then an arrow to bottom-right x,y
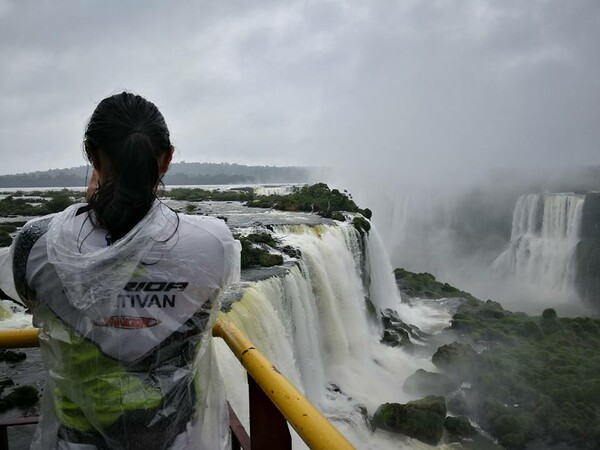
178,214 -> 233,242
168,214 -> 241,286
15,213 -> 56,246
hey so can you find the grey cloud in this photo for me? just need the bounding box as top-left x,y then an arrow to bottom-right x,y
0,0 -> 598,176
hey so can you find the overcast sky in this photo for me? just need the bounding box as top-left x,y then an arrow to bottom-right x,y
0,0 -> 598,179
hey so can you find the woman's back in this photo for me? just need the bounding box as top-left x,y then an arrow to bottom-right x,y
15,203 -> 240,449
10,92 -> 241,449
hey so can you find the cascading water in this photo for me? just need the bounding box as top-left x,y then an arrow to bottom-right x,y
492,193 -> 584,294
216,222 -> 440,449
365,226 -> 403,314
254,185 -> 299,196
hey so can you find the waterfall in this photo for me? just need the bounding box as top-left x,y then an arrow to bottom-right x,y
254,185 -> 299,196
216,222 -> 437,449
492,193 -> 584,293
365,226 -> 403,313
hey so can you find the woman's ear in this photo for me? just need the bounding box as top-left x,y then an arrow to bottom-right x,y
159,146 -> 175,175
86,169 -> 99,201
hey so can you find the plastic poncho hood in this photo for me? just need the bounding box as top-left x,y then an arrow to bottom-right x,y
46,201 -> 178,311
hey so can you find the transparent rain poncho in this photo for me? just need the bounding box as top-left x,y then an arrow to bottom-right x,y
9,202 -> 241,450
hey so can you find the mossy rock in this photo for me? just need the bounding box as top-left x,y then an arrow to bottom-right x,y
0,378 -> 14,395
259,253 -> 283,267
360,208 -> 373,219
380,329 -> 412,348
246,232 -> 278,247
403,369 -> 460,396
330,211 -> 345,221
444,416 -> 477,438
432,342 -> 481,381
281,245 -> 301,259
394,267 -> 476,300
238,233 -> 283,268
0,385 -> 39,412
0,230 -> 12,247
381,308 -> 427,342
0,350 -> 26,363
373,396 -> 446,445
352,216 -> 371,235
540,308 -> 562,335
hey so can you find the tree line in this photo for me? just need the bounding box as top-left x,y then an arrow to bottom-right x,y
0,163 -> 315,188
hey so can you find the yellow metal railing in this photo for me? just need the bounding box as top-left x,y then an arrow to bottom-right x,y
0,321 -> 355,450
213,319 -> 354,450
0,328 -> 38,348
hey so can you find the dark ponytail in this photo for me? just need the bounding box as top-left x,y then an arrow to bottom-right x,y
85,92 -> 172,241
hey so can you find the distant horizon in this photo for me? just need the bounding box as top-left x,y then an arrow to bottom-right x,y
0,161 -> 319,178
0,161 -> 322,188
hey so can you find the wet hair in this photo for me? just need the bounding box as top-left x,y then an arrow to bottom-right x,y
84,92 -> 172,241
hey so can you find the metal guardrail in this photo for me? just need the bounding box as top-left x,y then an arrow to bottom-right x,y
0,321 -> 355,450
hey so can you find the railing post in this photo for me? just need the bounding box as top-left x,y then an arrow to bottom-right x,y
248,374 -> 291,450
228,401 -> 251,450
1,424 -> 8,450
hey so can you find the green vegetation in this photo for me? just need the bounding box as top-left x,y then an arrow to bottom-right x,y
373,396 -> 447,445
0,362 -> 39,412
45,190 -> 77,213
0,384 -> 39,412
0,224 -> 17,233
0,190 -> 79,217
352,216 -> 371,235
162,187 -> 253,202
246,183 -> 372,220
394,268 -> 475,299
444,416 -> 477,438
0,230 -> 11,247
437,299 -> 600,449
0,220 -> 26,227
330,211 -> 345,221
236,233 -> 284,269
385,268 -> 600,448
0,190 -> 78,246
0,350 -> 26,363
